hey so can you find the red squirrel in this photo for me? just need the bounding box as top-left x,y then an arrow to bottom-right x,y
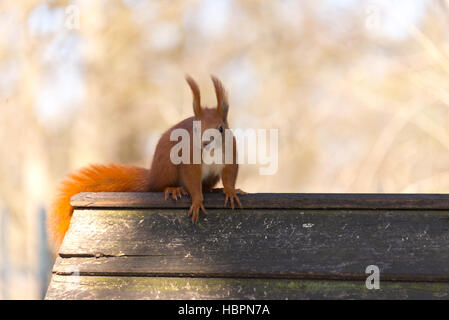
48,75 -> 245,249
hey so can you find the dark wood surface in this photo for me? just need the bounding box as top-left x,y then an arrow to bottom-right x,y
46,192 -> 449,299
56,208 -> 449,281
71,192 -> 449,210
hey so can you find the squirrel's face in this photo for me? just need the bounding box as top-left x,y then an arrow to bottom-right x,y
197,108 -> 229,151
186,75 -> 230,151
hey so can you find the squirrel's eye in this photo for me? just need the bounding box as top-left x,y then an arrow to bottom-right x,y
219,126 -> 223,133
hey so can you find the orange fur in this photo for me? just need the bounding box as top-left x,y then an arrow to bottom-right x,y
48,75 -> 244,251
47,164 -> 150,249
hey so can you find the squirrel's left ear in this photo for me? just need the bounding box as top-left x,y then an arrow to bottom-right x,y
211,75 -> 229,121
186,75 -> 202,118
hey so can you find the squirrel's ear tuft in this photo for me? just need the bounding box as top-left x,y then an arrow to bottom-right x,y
211,75 -> 229,121
185,75 -> 202,118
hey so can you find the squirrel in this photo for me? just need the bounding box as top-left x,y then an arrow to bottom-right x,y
47,75 -> 246,249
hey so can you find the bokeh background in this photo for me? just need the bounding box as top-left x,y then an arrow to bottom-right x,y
1,0 -> 449,299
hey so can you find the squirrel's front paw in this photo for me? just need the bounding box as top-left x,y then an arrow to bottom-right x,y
164,186 -> 188,200
235,188 -> 247,195
188,200 -> 207,223
223,188 -> 243,209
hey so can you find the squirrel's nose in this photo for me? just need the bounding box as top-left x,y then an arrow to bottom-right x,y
202,136 -> 215,148
202,141 -> 209,148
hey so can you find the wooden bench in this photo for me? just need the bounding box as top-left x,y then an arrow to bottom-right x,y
45,193 -> 449,299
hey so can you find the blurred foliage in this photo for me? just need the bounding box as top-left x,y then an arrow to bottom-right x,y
1,0 -> 449,298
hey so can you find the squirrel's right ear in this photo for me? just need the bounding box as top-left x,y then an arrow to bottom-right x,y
185,75 -> 202,118
211,75 -> 229,121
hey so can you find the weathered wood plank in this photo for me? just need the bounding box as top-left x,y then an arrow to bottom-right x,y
56,208 -> 449,281
71,192 -> 449,210
45,275 -> 449,300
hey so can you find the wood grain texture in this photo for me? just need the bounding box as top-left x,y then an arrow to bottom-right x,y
48,193 -> 449,299
56,208 -> 449,281
71,192 -> 449,210
45,275 -> 449,300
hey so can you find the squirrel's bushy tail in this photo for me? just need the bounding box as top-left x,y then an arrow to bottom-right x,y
48,163 -> 151,250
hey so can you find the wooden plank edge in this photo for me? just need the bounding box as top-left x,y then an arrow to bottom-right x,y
51,268 -> 449,283
71,192 -> 449,210
45,274 -> 449,300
